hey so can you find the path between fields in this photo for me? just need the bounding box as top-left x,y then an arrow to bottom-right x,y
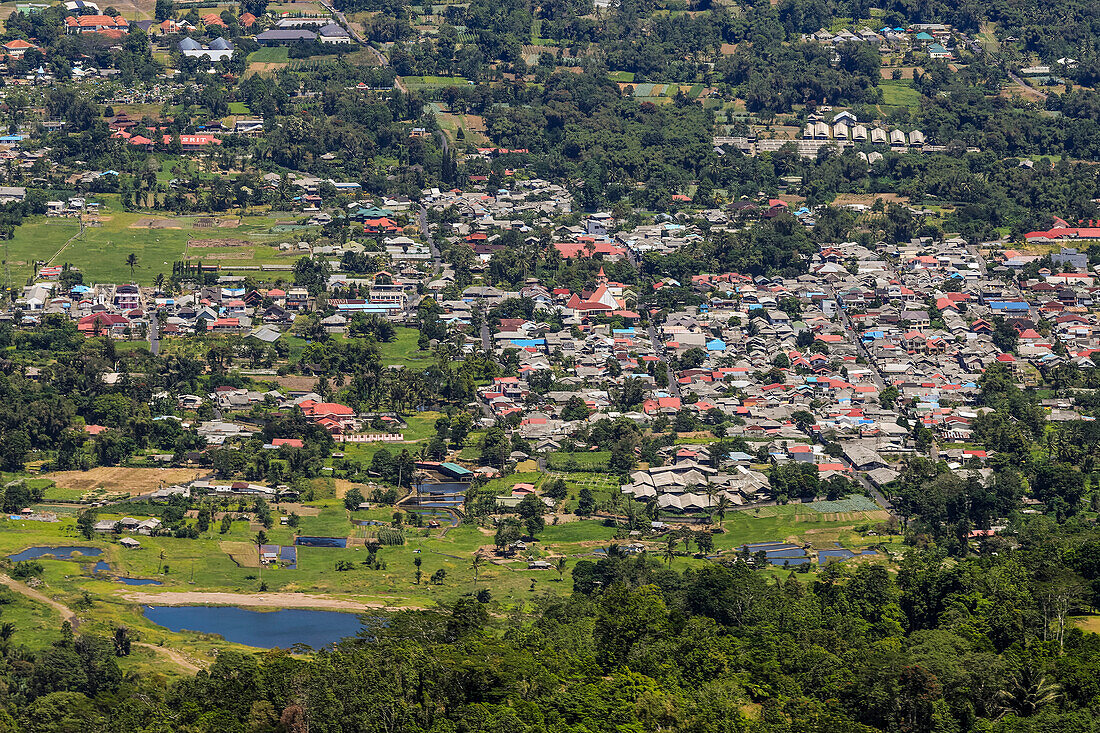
120,590 -> 420,611
134,642 -> 201,673
0,573 -> 78,627
0,574 -> 204,673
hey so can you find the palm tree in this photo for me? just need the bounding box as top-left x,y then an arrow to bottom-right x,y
0,622 -> 14,641
154,272 -> 165,292
126,253 -> 138,281
995,666 -> 1061,719
715,495 -> 731,526
470,552 -> 485,584
663,535 -> 677,568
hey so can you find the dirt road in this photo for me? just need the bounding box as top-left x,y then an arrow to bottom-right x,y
135,642 -> 202,673
0,573 -> 79,627
0,574 -> 203,673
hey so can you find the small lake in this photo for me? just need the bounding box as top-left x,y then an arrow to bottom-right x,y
117,577 -> 162,586
143,606 -> 364,648
9,546 -> 102,561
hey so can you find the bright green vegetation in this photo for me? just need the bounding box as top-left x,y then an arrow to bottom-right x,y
377,327 -> 435,369
879,79 -> 921,109
400,76 -> 473,89
246,47 -> 290,64
3,206 -> 295,284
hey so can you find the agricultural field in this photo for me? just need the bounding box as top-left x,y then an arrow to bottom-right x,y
878,79 -> 922,109
0,464 -> 896,660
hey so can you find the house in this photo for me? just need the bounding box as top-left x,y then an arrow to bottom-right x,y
2,39 -> 37,58
0,187 -> 26,203
64,14 -> 128,33
255,29 -> 317,45
164,134 -> 222,152
318,23 -> 352,43
178,37 -> 234,61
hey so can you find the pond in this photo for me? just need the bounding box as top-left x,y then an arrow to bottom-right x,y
117,577 -> 163,586
9,546 -> 102,561
143,606 -> 365,649
295,537 -> 347,548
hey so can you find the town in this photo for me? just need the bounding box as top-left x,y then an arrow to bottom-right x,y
0,0 -> 1097,729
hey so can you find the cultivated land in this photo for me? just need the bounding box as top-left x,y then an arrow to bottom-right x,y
0,468 -> 895,660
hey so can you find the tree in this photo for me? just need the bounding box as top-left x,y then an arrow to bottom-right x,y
995,666 -> 1061,719
76,509 -> 98,540
696,531 -> 714,555
495,518 -> 523,549
576,488 -> 596,516
663,535 -> 677,567
561,396 -> 591,421
343,487 -> 365,511
126,253 -> 138,281
112,626 -> 132,657
430,568 -> 446,585
555,556 -> 567,581
470,552 -> 486,583
714,495 -> 731,525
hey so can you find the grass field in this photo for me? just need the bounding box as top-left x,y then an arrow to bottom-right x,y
378,327 -> 435,369
879,80 -> 921,109
5,204 -> 299,284
401,76 -> 473,89
248,47 -> 290,64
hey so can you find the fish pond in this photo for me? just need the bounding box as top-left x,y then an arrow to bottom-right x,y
142,606 -> 365,649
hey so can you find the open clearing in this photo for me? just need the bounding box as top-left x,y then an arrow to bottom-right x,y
41,467 -> 205,493
120,590 -> 404,611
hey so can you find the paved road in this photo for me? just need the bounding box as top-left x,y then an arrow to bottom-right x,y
318,0 -> 408,93
148,311 -> 160,356
646,321 -> 682,400
419,205 -> 442,276
1006,70 -> 1048,100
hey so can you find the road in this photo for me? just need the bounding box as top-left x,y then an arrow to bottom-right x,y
1006,70 -> 1048,100
148,310 -> 160,356
646,321 -> 682,400
419,205 -> 442,276
0,573 -> 203,672
317,0 -> 408,93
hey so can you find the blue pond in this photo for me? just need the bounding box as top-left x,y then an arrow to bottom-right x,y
92,561 -> 112,573
9,546 -> 102,561
117,578 -> 163,586
143,606 -> 364,648
295,537 -> 347,548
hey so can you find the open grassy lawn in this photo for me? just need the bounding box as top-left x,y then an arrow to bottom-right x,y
6,205 -> 299,284
248,47 -> 290,64
378,327 -> 435,369
879,79 -> 921,109
401,76 -> 473,89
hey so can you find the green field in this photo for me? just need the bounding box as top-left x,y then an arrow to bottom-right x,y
400,76 -> 473,89
879,80 -> 921,109
247,47 -> 290,63
378,327 -> 435,369
5,205 -> 299,285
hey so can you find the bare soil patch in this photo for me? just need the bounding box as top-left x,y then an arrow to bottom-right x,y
131,218 -> 182,229
188,238 -> 252,248
42,467 -> 204,493
120,590 -> 402,610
